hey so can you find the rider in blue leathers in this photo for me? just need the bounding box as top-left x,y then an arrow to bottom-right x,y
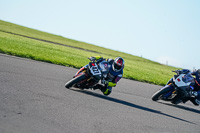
190,70 -> 200,105
92,56 -> 124,96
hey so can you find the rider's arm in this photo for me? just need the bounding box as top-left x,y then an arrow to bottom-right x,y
195,72 -> 200,85
114,74 -> 122,83
192,71 -> 200,85
105,74 -> 123,87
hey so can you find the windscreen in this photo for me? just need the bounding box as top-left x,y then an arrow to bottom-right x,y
98,61 -> 109,73
182,73 -> 194,83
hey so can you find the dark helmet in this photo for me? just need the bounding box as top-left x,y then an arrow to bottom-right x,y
112,57 -> 124,72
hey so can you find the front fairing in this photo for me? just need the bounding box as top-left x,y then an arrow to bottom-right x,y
160,85 -> 174,91
160,85 -> 175,100
182,73 -> 194,83
88,62 -> 102,80
74,65 -> 87,78
98,61 -> 109,78
173,73 -> 194,87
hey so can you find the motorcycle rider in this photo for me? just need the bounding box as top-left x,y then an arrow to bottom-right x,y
90,56 -> 124,96
189,69 -> 200,106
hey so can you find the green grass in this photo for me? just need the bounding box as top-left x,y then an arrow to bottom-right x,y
0,20 -> 179,85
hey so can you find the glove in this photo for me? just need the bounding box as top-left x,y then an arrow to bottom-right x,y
101,79 -> 109,85
101,80 -> 116,87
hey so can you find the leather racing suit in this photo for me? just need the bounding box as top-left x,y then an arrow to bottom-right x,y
92,56 -> 123,96
190,71 -> 200,105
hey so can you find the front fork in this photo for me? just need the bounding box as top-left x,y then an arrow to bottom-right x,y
160,84 -> 175,100
166,78 -> 173,85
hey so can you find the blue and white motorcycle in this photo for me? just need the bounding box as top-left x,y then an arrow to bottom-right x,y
152,69 -> 197,104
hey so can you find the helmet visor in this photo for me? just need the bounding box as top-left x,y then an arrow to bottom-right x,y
114,63 -> 122,70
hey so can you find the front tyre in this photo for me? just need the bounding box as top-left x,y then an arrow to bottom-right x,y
65,74 -> 86,89
152,86 -> 172,101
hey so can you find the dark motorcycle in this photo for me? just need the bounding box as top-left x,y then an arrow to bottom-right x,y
152,69 -> 196,104
65,57 -> 109,89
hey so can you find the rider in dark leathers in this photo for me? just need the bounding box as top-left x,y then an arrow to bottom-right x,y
91,56 -> 124,96
189,70 -> 200,105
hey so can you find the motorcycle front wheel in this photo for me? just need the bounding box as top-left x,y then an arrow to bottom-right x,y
151,86 -> 172,101
65,74 -> 87,89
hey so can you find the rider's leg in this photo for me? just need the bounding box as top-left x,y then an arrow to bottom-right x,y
190,90 -> 200,106
100,86 -> 112,96
171,89 -> 185,104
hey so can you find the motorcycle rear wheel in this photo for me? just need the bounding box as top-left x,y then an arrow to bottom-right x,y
152,86 -> 172,101
65,74 -> 86,89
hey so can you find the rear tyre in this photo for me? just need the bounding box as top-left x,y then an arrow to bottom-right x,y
152,86 -> 172,101
65,74 -> 86,89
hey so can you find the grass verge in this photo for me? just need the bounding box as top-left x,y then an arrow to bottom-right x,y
0,20 -> 179,85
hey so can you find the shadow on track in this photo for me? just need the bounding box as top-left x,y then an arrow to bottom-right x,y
158,102 -> 200,114
69,88 -> 197,125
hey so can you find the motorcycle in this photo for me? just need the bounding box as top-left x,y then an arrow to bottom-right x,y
65,57 -> 109,90
152,69 -> 196,104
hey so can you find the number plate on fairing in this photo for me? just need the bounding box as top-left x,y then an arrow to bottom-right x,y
90,64 -> 101,75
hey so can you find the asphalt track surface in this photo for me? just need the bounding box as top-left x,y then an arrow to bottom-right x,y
0,53 -> 200,133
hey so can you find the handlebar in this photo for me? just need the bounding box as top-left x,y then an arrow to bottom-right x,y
172,69 -> 191,75
88,57 -> 105,63
88,57 -> 96,62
